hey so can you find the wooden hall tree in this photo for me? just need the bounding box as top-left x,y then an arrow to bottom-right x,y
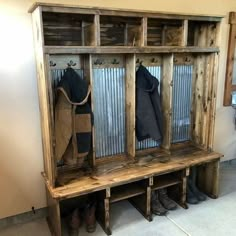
30,3 -> 223,235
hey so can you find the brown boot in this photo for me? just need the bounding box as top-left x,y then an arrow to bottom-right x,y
85,202 -> 97,233
68,208 -> 80,236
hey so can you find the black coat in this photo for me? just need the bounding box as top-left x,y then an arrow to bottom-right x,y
136,65 -> 163,142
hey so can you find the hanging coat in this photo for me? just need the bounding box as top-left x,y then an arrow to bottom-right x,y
55,68 -> 92,163
136,65 -> 163,142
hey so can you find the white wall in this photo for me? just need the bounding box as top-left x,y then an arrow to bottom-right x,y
0,0 -> 236,219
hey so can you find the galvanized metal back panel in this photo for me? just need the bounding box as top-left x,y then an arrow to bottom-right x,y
92,68 -> 126,158
172,65 -> 193,143
136,66 -> 161,150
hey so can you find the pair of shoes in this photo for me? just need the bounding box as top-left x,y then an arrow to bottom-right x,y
187,179 -> 207,204
151,191 -> 167,216
158,188 -> 177,210
186,167 -> 207,205
151,189 -> 177,216
67,201 -> 97,235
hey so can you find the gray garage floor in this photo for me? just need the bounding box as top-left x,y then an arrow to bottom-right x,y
0,161 -> 236,236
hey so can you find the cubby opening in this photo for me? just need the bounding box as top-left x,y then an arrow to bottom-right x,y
42,12 -> 95,46
100,16 -> 142,46
135,54 -> 163,151
91,55 -> 126,159
147,18 -> 183,46
187,21 -> 218,47
47,55 -> 94,176
172,54 -> 194,143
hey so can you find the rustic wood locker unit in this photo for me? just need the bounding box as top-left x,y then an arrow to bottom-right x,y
30,3 -> 223,235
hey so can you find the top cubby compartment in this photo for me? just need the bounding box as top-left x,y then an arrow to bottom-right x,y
187,21 -> 218,47
42,12 -> 95,46
147,18 -> 183,46
100,16 -> 142,46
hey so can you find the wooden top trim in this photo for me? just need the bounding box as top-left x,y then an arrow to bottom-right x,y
44,145 -> 223,200
44,46 -> 220,55
29,2 -> 223,21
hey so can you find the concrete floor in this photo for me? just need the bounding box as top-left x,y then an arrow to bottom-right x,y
1,162 -> 236,236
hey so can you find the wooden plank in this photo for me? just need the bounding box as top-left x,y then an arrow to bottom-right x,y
44,146 -> 223,200
46,188 -> 61,236
152,175 -> 181,190
191,55 -> 205,146
161,54 -> 173,150
229,12 -> 236,24
224,24 -> 236,106
44,46 -> 220,54
208,53 -> 219,149
32,6 -> 55,186
125,54 -> 136,158
181,20 -> 188,46
110,183 -> 145,203
141,17 -> 147,46
94,14 -> 100,46
197,159 -> 220,198
83,54 -> 95,167
29,3 -> 223,21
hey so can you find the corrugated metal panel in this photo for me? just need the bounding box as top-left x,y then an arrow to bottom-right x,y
92,68 -> 126,158
136,66 -> 161,150
172,65 -> 193,143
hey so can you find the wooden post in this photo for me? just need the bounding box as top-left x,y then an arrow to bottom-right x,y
94,14 -> 100,46
141,17 -> 147,46
181,20 -> 188,46
46,189 -> 61,236
161,54 -> 173,149
125,54 -> 136,158
32,7 -> 55,186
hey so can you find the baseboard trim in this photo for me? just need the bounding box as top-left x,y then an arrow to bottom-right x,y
0,207 -> 48,229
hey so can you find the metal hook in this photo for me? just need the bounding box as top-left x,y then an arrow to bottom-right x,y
94,58 -> 103,65
151,58 -> 158,63
50,60 -> 56,67
185,57 -> 191,63
67,60 -> 76,67
112,58 -> 119,65
136,58 -> 143,65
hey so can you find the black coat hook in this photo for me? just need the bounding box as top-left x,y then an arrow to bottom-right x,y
67,60 -> 76,67
136,58 -> 143,65
112,58 -> 119,65
94,58 -> 103,65
50,60 -> 56,67
151,58 -> 158,63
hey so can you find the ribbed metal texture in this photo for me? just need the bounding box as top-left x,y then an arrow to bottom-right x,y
136,66 -> 161,150
92,68 -> 126,158
172,65 -> 193,143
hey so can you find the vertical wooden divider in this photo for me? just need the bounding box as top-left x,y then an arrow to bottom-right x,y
46,189 -> 61,236
83,55 -> 96,166
94,14 -> 100,46
161,54 -> 173,150
191,55 -> 205,146
32,7 -> 55,186
140,17 -> 147,46
125,54 -> 136,158
208,53 -> 219,150
181,20 -> 188,46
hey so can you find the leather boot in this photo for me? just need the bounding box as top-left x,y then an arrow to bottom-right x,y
68,208 -> 80,236
85,201 -> 97,233
189,167 -> 207,202
158,188 -> 177,210
151,191 -> 168,216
